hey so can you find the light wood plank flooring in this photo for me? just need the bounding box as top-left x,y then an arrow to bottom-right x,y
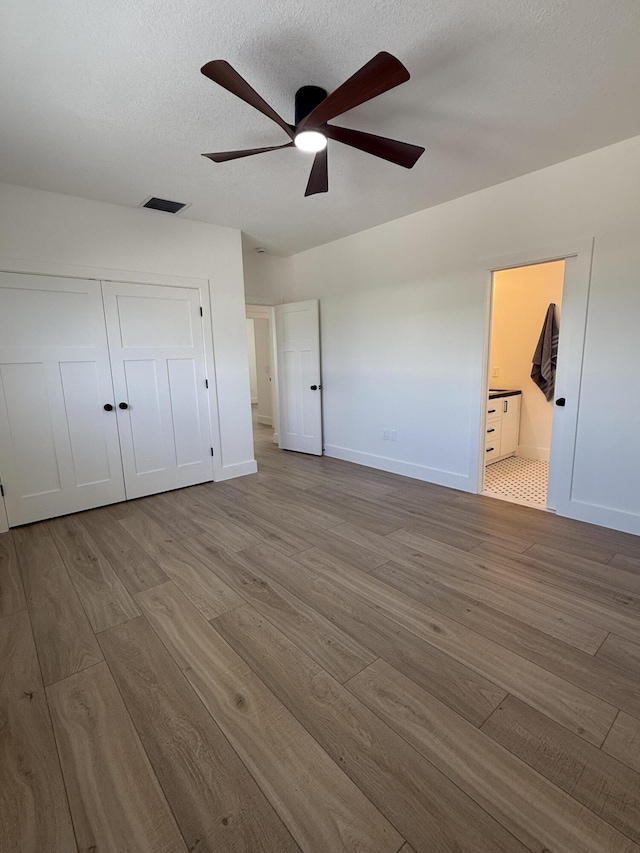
2,418 -> 640,852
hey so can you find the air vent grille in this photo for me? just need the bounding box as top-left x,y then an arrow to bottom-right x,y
141,197 -> 190,214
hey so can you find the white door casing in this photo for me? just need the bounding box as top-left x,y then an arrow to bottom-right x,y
0,273 -> 125,526
274,300 -> 322,455
102,281 -> 213,499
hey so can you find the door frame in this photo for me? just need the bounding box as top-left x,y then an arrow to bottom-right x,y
0,487 -> 8,533
244,301 -> 311,452
246,303 -> 276,431
475,238 -> 594,518
0,258 -> 224,515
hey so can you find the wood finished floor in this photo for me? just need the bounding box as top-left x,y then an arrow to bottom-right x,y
3,420 -> 640,852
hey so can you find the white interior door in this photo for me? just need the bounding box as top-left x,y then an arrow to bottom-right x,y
102,281 -> 213,499
547,251 -> 592,513
274,299 -> 322,455
0,273 -> 125,526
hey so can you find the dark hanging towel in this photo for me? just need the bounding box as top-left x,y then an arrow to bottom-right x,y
531,303 -> 559,401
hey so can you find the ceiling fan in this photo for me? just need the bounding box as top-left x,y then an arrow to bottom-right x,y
200,52 -> 425,196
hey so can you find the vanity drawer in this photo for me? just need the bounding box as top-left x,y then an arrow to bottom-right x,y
485,440 -> 500,463
486,421 -> 501,442
486,402 -> 500,418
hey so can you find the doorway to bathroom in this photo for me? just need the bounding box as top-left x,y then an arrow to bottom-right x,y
482,260 -> 565,510
478,240 -> 593,522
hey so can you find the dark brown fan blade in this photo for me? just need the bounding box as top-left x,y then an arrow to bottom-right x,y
324,125 -> 424,168
297,52 -> 409,130
202,142 -> 294,163
201,60 -> 294,138
304,148 -> 328,196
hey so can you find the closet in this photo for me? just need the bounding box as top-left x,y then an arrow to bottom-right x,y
0,272 -> 214,527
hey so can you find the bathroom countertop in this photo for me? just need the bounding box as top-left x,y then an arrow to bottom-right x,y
488,389 -> 522,399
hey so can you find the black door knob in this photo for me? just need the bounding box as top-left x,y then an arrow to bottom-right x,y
555,397 -> 566,407
310,385 -> 318,391
103,404 -> 114,412
118,402 -> 129,410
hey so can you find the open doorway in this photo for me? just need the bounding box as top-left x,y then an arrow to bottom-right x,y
245,305 -> 275,452
247,299 -> 323,457
482,260 -> 565,509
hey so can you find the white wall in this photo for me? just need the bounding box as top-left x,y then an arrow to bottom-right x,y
277,134 -> 640,535
243,250 -> 291,306
246,319 -> 258,403
490,261 -> 564,462
0,182 -> 256,481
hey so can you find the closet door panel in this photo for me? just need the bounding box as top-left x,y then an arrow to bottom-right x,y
0,285 -> 94,348
59,361 -> 114,486
102,282 -> 213,500
167,358 -> 203,467
0,362 -> 61,498
117,294 -> 194,348
123,359 -> 168,475
0,273 -> 125,527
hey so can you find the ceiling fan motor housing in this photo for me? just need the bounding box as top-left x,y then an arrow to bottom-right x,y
295,86 -> 328,125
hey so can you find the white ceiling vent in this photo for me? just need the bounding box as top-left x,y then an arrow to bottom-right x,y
140,196 -> 191,214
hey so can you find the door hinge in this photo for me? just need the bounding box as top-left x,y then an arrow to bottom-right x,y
199,306 -> 203,316
210,447 -> 214,456
205,379 -> 209,388
0,484 -> 4,498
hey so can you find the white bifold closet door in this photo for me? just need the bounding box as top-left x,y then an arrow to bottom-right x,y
0,273 -> 126,526
102,281 -> 213,499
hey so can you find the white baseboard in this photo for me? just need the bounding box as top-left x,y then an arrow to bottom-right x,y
323,444 -> 471,492
272,432 -> 279,445
215,459 -> 258,481
257,415 -> 272,425
562,499 -> 640,537
517,445 -> 551,462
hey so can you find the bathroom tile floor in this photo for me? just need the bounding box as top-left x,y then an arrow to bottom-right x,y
484,455 -> 549,507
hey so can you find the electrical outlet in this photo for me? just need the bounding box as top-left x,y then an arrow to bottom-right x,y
491,367 -> 499,378
389,430 -> 397,441
382,429 -> 389,441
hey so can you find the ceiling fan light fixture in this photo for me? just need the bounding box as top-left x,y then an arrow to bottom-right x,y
294,130 -> 327,153
200,53 -> 424,195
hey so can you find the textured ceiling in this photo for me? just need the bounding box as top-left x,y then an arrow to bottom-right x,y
1,0 -> 640,255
